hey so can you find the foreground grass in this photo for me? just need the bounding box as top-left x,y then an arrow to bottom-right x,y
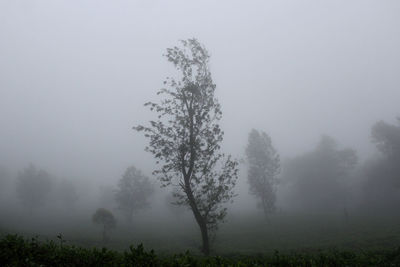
1,234 -> 400,266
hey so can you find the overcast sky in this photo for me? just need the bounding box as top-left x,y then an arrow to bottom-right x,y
1,0 -> 399,184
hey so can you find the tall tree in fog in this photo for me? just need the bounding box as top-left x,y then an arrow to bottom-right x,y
134,39 -> 239,255
115,166 -> 154,223
282,136 -> 357,213
16,164 -> 52,211
246,129 -> 280,218
361,118 -> 400,212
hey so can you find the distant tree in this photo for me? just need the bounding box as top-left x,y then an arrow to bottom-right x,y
134,39 -> 239,255
246,129 -> 280,218
115,166 -> 154,223
92,208 -> 116,243
16,164 -> 52,211
282,135 -> 357,213
371,118 -> 400,160
361,118 -> 400,213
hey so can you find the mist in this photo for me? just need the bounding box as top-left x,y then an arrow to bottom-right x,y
1,0 -> 400,255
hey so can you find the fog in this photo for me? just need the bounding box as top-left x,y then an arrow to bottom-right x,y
1,0 -> 400,254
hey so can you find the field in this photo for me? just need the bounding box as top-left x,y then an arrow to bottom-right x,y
2,211 -> 400,265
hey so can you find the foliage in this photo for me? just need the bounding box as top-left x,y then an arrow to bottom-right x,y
246,129 -> 280,217
134,38 -> 239,255
16,164 -> 52,210
1,234 -> 400,266
115,166 -> 154,223
92,208 -> 116,242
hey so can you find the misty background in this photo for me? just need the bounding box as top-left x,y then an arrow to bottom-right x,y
1,0 -> 400,253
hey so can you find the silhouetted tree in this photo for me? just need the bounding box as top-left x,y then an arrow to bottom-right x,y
246,129 -> 280,218
92,208 -> 116,243
134,39 -> 239,255
16,164 -> 52,211
282,135 -> 357,213
115,166 -> 154,223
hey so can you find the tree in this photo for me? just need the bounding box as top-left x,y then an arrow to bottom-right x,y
282,135 -> 357,213
134,39 -> 239,255
16,164 -> 52,211
360,118 -> 400,213
115,166 -> 154,223
92,208 -> 116,243
246,129 -> 280,218
371,118 -> 400,160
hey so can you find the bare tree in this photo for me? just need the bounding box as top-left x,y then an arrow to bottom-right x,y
134,38 -> 238,255
246,129 -> 280,218
115,165 -> 154,223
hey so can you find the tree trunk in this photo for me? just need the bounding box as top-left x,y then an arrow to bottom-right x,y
183,97 -> 210,255
189,203 -> 210,255
199,220 -> 210,255
185,181 -> 210,255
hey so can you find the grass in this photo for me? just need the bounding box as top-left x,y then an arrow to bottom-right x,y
2,211 -> 400,256
2,233 -> 400,266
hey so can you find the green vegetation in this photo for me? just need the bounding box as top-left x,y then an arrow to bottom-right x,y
1,234 -> 400,266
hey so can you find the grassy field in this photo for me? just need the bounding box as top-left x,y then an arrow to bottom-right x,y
1,232 -> 400,266
2,211 -> 400,256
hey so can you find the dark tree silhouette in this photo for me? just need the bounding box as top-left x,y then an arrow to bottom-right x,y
115,165 -> 154,223
16,164 -> 52,211
92,208 -> 116,243
246,129 -> 280,218
134,38 -> 239,255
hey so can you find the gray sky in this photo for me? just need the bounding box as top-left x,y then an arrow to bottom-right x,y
1,0 -> 399,184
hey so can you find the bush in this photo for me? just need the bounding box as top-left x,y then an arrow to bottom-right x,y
1,234 -> 400,266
